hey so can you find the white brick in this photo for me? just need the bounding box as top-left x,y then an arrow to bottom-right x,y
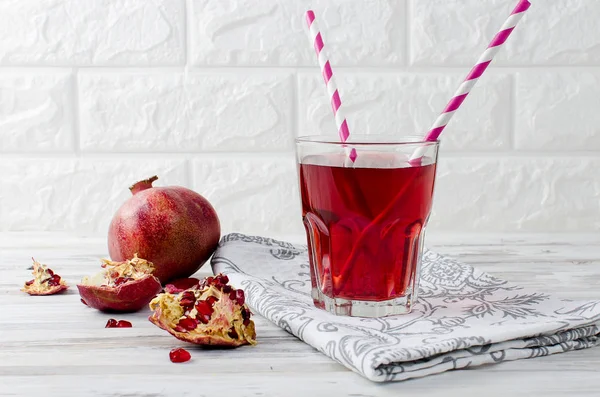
505,0 -> 600,65
411,0 -> 518,65
297,72 -> 511,151
0,71 -> 74,152
192,156 -> 304,237
516,71 -> 600,151
429,157 -> 600,232
79,72 -> 294,152
0,158 -> 188,233
0,0 -> 185,65
190,0 -> 405,66
411,0 -> 598,66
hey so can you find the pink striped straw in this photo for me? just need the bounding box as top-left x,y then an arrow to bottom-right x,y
305,10 -> 357,162
412,0 -> 531,161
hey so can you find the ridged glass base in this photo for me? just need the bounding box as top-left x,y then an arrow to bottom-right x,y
312,289 -> 416,317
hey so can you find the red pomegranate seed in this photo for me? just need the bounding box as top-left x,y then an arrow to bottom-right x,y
181,290 -> 195,300
241,307 -> 251,326
228,328 -> 239,339
114,277 -> 133,287
205,276 -> 214,285
194,300 -> 213,317
169,348 -> 191,363
176,317 -> 198,331
206,296 -> 218,306
179,291 -> 196,310
235,289 -> 245,306
116,320 -> 132,328
197,314 -> 211,324
47,274 -> 62,286
179,297 -> 195,310
81,298 -> 88,306
25,279 -> 34,286
105,319 -> 118,328
216,274 -> 229,284
47,269 -> 54,276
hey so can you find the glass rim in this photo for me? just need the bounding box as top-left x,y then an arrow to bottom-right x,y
295,134 -> 439,146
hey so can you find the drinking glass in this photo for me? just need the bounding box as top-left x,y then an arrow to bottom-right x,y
295,135 -> 439,317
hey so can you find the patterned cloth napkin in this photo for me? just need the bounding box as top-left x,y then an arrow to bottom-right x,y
211,233 -> 600,382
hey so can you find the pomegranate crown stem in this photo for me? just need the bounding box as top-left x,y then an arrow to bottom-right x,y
129,175 -> 159,195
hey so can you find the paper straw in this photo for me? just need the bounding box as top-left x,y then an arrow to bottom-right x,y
305,10 -> 357,163
410,0 -> 531,162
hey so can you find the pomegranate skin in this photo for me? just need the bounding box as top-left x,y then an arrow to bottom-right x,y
108,177 -> 221,284
77,275 -> 162,313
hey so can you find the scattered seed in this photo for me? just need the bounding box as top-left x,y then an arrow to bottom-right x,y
116,320 -> 132,328
169,348 -> 191,363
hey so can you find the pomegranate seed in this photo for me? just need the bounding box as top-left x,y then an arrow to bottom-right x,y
47,269 -> 54,276
216,274 -> 229,284
205,276 -> 214,285
176,317 -> 198,331
47,274 -> 62,287
181,290 -> 195,301
228,328 -> 239,339
25,279 -> 34,286
228,290 -> 236,301
197,314 -> 211,324
105,319 -> 118,328
235,289 -> 245,306
81,298 -> 88,306
179,297 -> 195,310
179,291 -> 196,308
194,300 -> 213,317
169,348 -> 191,363
221,285 -> 232,293
116,320 -> 132,328
114,277 -> 133,287
241,307 -> 251,326
206,296 -> 218,306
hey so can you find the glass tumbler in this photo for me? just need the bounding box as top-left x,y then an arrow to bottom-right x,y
295,135 -> 439,317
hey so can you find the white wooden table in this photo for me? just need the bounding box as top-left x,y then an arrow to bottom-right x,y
1,233 -> 599,397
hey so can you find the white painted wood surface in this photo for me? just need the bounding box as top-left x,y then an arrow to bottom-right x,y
1,233 -> 599,397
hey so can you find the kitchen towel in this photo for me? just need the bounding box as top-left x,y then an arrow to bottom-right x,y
210,233 -> 600,382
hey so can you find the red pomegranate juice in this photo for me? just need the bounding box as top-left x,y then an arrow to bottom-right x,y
299,161 -> 437,303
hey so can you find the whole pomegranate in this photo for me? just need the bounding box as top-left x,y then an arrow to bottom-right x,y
108,176 -> 220,284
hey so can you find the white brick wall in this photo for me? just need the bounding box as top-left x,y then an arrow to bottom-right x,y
1,0 -> 598,237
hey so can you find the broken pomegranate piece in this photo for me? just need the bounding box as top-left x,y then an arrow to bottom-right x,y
77,254 -> 162,313
21,258 -> 68,296
169,348 -> 191,363
149,273 -> 256,347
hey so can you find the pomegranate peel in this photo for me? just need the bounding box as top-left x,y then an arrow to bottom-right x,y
164,277 -> 200,294
149,273 -> 256,347
77,254 -> 162,313
21,258 -> 68,296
